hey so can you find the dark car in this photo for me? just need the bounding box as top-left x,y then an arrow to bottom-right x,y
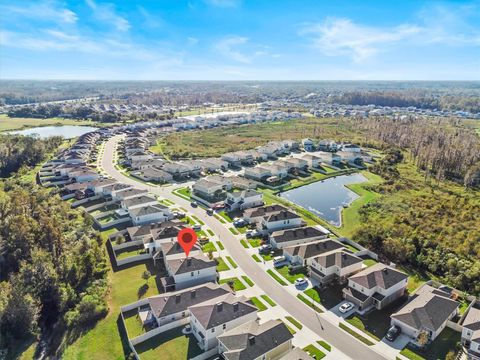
190,201 -> 198,208
206,208 -> 214,215
385,325 -> 401,341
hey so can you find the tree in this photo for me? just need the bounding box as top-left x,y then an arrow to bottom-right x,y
417,330 -> 430,347
142,270 -> 151,285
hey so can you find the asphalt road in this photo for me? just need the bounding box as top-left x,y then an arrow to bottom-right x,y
101,137 -> 388,360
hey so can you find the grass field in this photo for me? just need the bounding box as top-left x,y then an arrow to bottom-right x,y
249,297 -> 267,312
225,256 -> 238,269
216,257 -> 230,272
267,269 -> 287,286
276,265 -> 307,284
0,114 -> 100,132
285,316 -> 303,330
303,344 -> 326,359
241,275 -> 254,287
219,277 -> 247,291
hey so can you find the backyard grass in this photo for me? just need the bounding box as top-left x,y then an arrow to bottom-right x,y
115,247 -> 145,260
216,241 -> 225,250
267,269 -> 287,286
218,211 -> 233,222
362,258 -> 378,267
251,254 -> 261,262
249,297 -> 267,312
303,344 -> 326,360
275,265 -> 307,284
219,277 -> 247,291
261,295 -> 277,307
216,257 -> 230,272
62,262 -> 161,360
338,323 -> 375,346
317,340 -> 331,352
285,316 -> 303,330
225,256 -> 238,269
134,328 -> 202,360
248,238 -> 262,247
241,276 -> 254,287
240,239 -> 249,248
123,312 -> 145,339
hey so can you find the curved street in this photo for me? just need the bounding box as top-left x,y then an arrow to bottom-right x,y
101,136 -> 388,360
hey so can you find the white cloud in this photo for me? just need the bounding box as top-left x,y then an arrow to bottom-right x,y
214,36 -> 251,63
187,37 -> 199,45
0,1 -> 77,24
86,0 -> 130,32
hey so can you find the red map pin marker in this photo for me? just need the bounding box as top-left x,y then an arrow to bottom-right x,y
177,228 -> 198,257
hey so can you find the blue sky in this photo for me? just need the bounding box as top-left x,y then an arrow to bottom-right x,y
1,0 -> 479,80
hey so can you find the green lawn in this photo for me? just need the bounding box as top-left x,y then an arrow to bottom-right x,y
241,275 -> 254,287
216,241 -> 225,250
251,254 -> 261,262
249,297 -> 267,312
399,328 -> 461,360
202,241 -> 216,253
0,114 -> 98,131
191,215 -> 205,225
216,257 -> 230,272
123,312 -> 145,338
339,323 -> 375,346
217,211 -> 233,223
173,187 -> 191,200
363,258 -> 378,267
261,295 -> 276,307
285,316 -> 303,330
317,340 -> 331,352
297,293 -> 323,313
303,344 -> 326,359
275,265 -> 307,284
226,256 -> 238,269
248,238 -> 262,247
219,277 -> 247,291
267,269 -> 287,286
206,229 -> 215,236
62,262 -> 162,359
214,214 -> 226,223
115,247 -> 145,260
240,239 -> 249,248
345,316 -> 381,341
134,328 -> 202,360
229,227 -> 240,235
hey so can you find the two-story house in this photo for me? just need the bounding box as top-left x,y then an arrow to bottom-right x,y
283,239 -> 345,266
259,210 -> 303,234
269,226 -> 329,249
343,263 -> 408,312
164,254 -> 217,291
243,205 -> 287,224
309,250 -> 363,285
225,190 -> 264,211
462,303 -> 480,360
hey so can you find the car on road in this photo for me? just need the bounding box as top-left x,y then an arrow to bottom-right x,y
339,302 -> 354,313
192,224 -> 202,231
206,208 -> 214,215
246,230 -> 261,238
385,325 -> 401,341
294,278 -> 308,287
190,201 -> 198,207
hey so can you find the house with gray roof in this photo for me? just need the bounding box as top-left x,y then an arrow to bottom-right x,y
343,263 -> 408,312
259,210 -> 303,233
391,284 -> 459,345
164,254 -> 217,291
243,204 -> 287,224
283,239 -> 345,266
309,250 -> 363,285
225,189 -> 263,211
190,294 -> 258,351
270,226 -> 329,249
129,204 -> 171,225
218,319 -> 294,360
121,195 -> 158,210
462,303 -> 480,360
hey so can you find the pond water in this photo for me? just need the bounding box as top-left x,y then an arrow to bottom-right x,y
279,173 -> 368,226
8,125 -> 98,139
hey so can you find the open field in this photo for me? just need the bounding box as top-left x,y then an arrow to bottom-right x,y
0,114 -> 99,132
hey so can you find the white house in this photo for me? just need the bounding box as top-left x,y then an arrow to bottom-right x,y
317,151 -> 341,166
302,154 -> 321,168
283,239 -> 345,266
461,304 -> 480,360
69,169 -> 99,183
337,151 -> 363,165
244,166 -> 271,181
165,254 -> 217,291
113,187 -> 149,201
189,294 -> 258,351
192,179 -> 225,201
302,138 -> 315,152
130,205 -> 171,225
343,263 -> 408,312
225,190 -> 263,211
259,210 -> 303,233
121,195 -> 158,210
218,319 -> 294,360
222,152 -> 242,167
390,284 -> 459,345
309,250 -> 363,285
243,205 -> 287,224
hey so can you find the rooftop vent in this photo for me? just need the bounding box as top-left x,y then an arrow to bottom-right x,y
233,302 -> 239,312
217,302 -> 223,312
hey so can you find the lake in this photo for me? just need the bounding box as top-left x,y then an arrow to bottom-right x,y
8,125 -> 98,139
279,173 -> 368,226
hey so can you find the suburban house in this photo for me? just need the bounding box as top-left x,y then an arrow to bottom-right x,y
129,204 -> 171,225
302,154 -> 321,168
343,263 -> 408,312
222,152 -> 242,167
244,166 -> 271,182
164,254 -> 217,291
131,168 -> 173,183
337,151 -> 363,165
160,240 -> 202,260
217,319 -> 294,360
302,138 -> 315,152
390,284 -> 459,345
341,143 -> 362,152
317,151 -> 341,166
162,162 -> 194,179
101,183 -> 133,199
127,151 -> 152,163
192,179 -> 226,202
462,303 -> 480,360
68,168 -> 99,183
284,158 -> 308,171
269,226 -> 329,249
243,204 -> 288,224
318,140 -> 339,151
125,220 -> 184,244
112,187 -> 148,201
130,158 -> 165,170
139,283 -> 232,328
258,210 -> 303,233
262,164 -> 288,179
207,175 -> 234,191
189,294 -> 258,351
309,250 -> 363,285
283,239 -> 345,266
121,195 -> 158,210
225,189 -> 264,211
201,158 -> 229,172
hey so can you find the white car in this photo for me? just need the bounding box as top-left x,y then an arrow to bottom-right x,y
339,302 -> 354,313
294,278 -> 308,287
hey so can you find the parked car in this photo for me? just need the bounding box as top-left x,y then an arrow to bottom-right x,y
258,244 -> 272,254
338,302 -> 354,313
385,325 -> 401,341
294,278 -> 308,287
192,224 -> 202,231
233,219 -> 246,227
246,230 -> 261,238
273,256 -> 287,267
206,208 -> 214,216
190,201 -> 198,207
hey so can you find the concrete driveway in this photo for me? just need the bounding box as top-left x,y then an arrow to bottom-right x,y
330,300 -> 357,318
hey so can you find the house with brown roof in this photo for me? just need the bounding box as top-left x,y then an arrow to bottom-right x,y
343,263 -> 408,312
